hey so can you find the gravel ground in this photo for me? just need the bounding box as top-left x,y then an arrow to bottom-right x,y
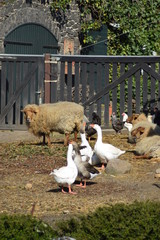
0,130 -> 160,228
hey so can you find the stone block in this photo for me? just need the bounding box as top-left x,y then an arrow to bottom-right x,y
105,159 -> 132,175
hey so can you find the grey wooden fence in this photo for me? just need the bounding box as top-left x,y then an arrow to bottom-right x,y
0,54 -> 44,130
47,55 -> 160,127
0,54 -> 160,129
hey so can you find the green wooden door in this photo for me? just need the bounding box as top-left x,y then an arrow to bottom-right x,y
81,25 -> 107,55
4,23 -> 58,54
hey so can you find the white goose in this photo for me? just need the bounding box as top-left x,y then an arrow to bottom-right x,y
80,131 -> 101,166
50,143 -> 78,194
90,124 -> 126,169
80,131 -> 94,162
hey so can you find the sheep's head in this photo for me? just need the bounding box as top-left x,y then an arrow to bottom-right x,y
126,114 -> 139,124
131,126 -> 145,139
21,105 -> 39,124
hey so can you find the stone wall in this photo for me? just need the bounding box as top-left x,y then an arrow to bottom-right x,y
0,0 -> 81,54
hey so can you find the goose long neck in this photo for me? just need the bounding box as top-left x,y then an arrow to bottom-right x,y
67,144 -> 73,165
80,133 -> 86,142
96,127 -> 102,142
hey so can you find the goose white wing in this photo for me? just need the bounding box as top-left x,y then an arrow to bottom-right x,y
51,166 -> 78,184
96,142 -> 124,154
95,142 -> 125,160
80,133 -> 93,161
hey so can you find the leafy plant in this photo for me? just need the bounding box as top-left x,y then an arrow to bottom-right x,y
0,214 -> 56,240
1,202 -> 160,239
50,0 -> 160,56
55,201 -> 160,240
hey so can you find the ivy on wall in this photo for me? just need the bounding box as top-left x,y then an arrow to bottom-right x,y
50,0 -> 160,55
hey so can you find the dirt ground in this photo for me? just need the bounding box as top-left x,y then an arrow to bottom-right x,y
0,129 -> 160,228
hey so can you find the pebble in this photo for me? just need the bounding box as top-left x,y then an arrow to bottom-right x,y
154,168 -> 160,178
63,210 -> 70,214
25,183 -> 32,190
155,168 -> 160,174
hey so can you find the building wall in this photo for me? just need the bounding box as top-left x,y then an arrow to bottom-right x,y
0,0 -> 81,54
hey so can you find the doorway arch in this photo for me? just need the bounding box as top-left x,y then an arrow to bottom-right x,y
4,23 -> 59,54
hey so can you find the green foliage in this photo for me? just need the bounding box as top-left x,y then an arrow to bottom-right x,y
50,0 -> 71,11
55,201 -> 160,239
50,0 -> 160,55
0,214 -> 56,240
1,202 -> 160,239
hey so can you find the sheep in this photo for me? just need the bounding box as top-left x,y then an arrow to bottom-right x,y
21,102 -> 84,146
134,135 -> 160,159
131,120 -> 160,142
126,113 -> 147,125
130,120 -> 160,158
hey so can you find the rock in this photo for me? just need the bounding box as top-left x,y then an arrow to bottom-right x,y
155,168 -> 160,174
105,159 -> 132,175
63,210 -> 70,214
155,168 -> 160,178
25,183 -> 32,190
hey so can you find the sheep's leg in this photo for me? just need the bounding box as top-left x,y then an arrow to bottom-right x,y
42,134 -> 46,145
133,153 -> 151,159
64,133 -> 70,146
74,131 -> 78,142
46,135 -> 51,146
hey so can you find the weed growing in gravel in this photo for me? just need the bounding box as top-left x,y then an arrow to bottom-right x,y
0,143 -> 67,159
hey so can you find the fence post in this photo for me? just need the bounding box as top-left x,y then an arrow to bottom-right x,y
44,54 -> 51,103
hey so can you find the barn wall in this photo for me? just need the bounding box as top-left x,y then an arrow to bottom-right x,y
0,0 -> 81,54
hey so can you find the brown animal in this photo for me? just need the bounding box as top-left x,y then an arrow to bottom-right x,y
21,102 -> 84,146
126,113 -> 147,125
134,135 -> 160,159
131,120 -> 160,142
130,120 -> 160,159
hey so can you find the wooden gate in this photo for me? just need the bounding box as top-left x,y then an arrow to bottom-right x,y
0,55 -> 44,130
1,54 -> 160,130
46,55 -> 160,127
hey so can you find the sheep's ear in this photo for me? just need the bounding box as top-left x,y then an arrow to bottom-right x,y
21,109 -> 27,114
